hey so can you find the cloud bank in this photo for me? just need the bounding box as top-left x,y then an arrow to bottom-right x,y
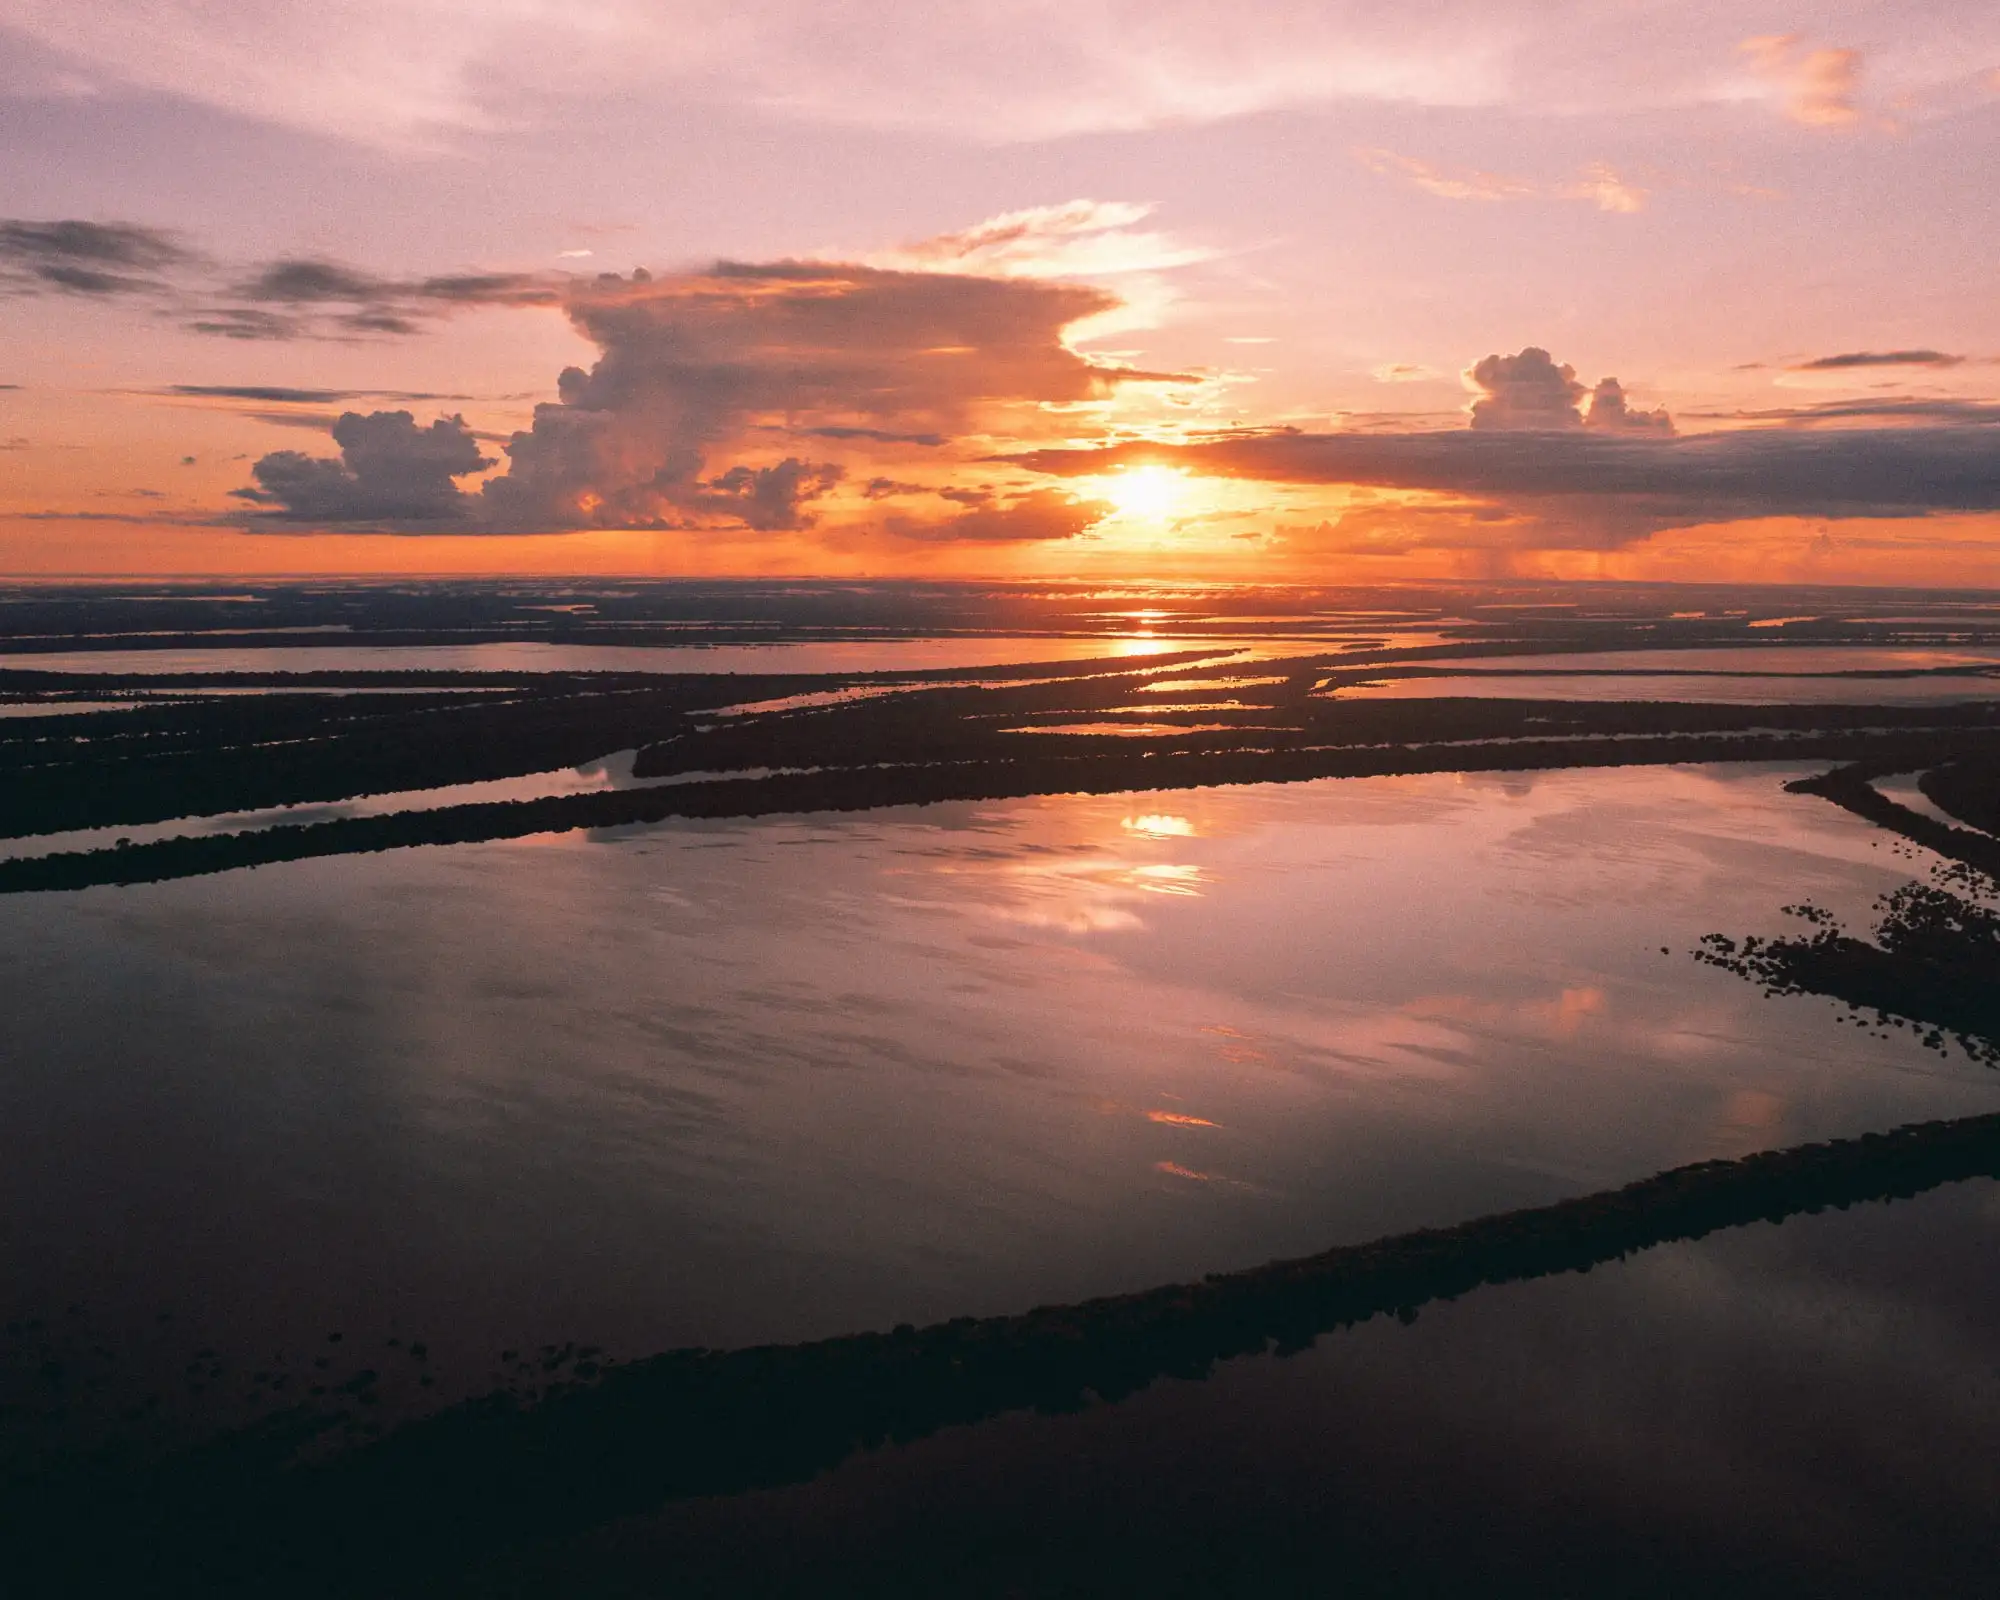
1018,346 -> 2000,550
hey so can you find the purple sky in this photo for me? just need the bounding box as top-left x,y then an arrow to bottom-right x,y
2,2 -> 1997,581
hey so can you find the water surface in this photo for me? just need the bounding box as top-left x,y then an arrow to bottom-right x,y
2,763 -> 1988,1383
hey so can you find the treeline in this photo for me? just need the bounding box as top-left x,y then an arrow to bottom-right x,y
12,1109 -> 2000,1594
12,723 -> 2000,895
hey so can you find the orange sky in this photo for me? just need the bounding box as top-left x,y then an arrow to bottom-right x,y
4,5 -> 1999,585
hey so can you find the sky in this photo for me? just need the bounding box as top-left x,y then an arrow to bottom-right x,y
2,1 -> 1998,584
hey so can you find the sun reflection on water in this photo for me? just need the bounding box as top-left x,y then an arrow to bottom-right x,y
1122,813 -> 1196,838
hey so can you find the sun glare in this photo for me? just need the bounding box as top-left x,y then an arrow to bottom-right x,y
1101,465 -> 1189,525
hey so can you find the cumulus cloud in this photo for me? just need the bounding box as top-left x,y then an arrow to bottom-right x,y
0,218 -> 190,296
233,411 -> 490,524
1585,377 -> 1675,435
469,262 -> 1139,533
685,458 -> 844,531
1017,344 -> 2000,548
236,256 -> 1156,539
1467,348 -> 1586,430
1461,350 -> 1672,436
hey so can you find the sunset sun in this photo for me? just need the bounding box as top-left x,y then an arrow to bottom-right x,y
1100,465 -> 1190,525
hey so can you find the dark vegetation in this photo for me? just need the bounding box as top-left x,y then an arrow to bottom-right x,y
2,575 -> 1996,657
1700,755 -> 2000,1060
11,583 -> 2000,1590
1699,862 -> 2000,1065
7,641 -> 2000,890
5,577 -> 2000,888
1920,755 -> 2000,836
9,1111 -> 2000,1596
8,712 -> 2000,895
0,657 -> 1219,837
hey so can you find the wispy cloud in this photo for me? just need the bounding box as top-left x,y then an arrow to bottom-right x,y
1356,149 -> 1647,213
0,219 -> 191,296
165,384 -> 480,405
866,201 -> 1216,279
0,217 -> 564,341
1793,349 -> 1964,371
196,259 -> 560,341
11,3 -> 1991,149
1740,34 -> 1869,127
1686,398 -> 2000,425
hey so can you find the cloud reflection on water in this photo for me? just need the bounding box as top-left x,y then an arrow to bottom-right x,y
2,762 -> 1997,1377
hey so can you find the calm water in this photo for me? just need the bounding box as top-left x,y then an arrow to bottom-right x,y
1332,673 -> 2000,704
2,764 -> 1990,1383
0,635 -> 1254,676
553,1181 -> 2000,1597
1415,646 -> 2000,673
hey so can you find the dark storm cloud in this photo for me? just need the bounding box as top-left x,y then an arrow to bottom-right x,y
233,261 -> 1144,535
686,459 -> 845,531
0,219 -> 192,296
478,263 -> 1134,531
1795,349 -> 1965,370
232,411 -> 491,524
1017,345 -> 2000,548
468,262 -> 1139,534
